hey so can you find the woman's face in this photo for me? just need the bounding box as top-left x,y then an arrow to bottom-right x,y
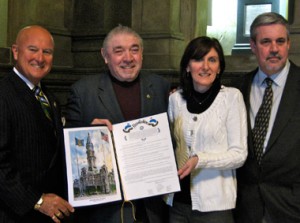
187,48 -> 220,93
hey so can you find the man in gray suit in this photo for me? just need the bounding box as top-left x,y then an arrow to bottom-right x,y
66,25 -> 170,223
234,12 -> 300,223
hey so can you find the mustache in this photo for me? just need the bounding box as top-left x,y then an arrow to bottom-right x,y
266,52 -> 282,60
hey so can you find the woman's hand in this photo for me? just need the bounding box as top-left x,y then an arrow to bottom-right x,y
178,155 -> 198,180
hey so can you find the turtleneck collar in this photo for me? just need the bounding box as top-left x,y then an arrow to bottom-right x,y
109,72 -> 140,87
187,78 -> 221,114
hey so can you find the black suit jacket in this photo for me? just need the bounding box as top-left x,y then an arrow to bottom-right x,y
235,61 -> 300,223
0,72 -> 66,223
65,70 -> 170,223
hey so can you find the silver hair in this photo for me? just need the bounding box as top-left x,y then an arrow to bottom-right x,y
102,25 -> 143,51
250,12 -> 289,42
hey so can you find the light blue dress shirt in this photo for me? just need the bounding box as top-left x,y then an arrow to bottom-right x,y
250,60 -> 290,152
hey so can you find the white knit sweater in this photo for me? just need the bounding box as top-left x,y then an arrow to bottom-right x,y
165,86 -> 248,212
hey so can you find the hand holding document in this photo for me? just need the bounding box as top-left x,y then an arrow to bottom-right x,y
64,112 -> 180,207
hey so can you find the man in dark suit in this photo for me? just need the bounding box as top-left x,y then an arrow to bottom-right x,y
65,25 -> 170,223
0,25 -> 74,223
234,12 -> 300,223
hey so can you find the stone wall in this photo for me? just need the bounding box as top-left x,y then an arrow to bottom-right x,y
0,0 -> 299,113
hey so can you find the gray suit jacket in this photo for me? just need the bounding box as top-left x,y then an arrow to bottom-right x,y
66,71 -> 170,126
235,61 -> 300,223
65,70 -> 170,223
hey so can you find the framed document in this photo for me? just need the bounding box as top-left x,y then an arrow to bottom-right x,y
244,4 -> 272,36
64,112 -> 180,207
232,0 -> 280,54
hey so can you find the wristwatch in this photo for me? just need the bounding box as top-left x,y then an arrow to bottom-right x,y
34,195 -> 44,210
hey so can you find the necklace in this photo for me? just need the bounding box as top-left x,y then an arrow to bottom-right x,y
192,89 -> 213,105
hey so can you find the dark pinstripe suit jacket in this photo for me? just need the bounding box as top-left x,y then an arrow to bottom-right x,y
235,61 -> 300,223
0,71 -> 66,223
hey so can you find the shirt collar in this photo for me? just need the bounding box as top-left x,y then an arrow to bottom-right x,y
13,67 -> 40,90
257,60 -> 290,87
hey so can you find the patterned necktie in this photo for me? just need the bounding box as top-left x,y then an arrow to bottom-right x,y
33,86 -> 52,121
252,78 -> 273,164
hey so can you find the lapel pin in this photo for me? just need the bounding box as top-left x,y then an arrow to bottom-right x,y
146,94 -> 151,99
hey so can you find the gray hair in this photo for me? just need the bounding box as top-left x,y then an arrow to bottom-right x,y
102,25 -> 143,51
250,12 -> 289,42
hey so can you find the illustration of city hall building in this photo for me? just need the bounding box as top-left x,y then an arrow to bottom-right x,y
74,133 -> 116,196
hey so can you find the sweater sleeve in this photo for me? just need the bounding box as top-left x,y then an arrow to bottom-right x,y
196,89 -> 248,170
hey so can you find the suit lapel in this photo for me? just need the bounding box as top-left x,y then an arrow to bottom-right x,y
140,73 -> 155,117
39,84 -> 65,171
96,72 -> 156,121
97,73 -> 125,122
42,84 -> 62,132
9,72 -> 44,117
10,72 -> 60,136
10,72 -> 61,168
266,62 -> 300,150
244,64 -> 300,156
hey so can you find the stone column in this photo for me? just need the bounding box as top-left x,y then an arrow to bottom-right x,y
132,0 -> 208,74
6,0 -> 73,67
71,0 -> 133,69
289,0 -> 300,65
0,0 -> 10,64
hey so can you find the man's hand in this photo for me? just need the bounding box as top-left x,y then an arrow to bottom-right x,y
91,118 -> 113,131
178,155 -> 198,180
37,193 -> 74,223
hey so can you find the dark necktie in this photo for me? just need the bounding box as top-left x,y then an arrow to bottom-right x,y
33,86 -> 52,121
252,78 -> 273,164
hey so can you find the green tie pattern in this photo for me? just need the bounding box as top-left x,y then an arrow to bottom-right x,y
252,78 -> 273,164
33,86 -> 52,121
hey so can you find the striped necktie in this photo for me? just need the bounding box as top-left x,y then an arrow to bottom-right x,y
252,78 -> 273,164
33,86 -> 52,121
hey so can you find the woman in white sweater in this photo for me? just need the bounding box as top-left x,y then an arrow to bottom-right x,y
165,36 -> 247,223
